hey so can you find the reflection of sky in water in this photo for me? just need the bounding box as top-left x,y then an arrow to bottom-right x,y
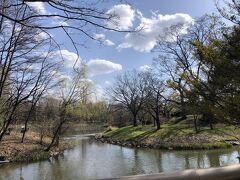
0,135 -> 240,180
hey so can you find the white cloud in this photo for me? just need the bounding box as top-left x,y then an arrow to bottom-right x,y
49,50 -> 81,68
118,13 -> 194,52
87,59 -> 122,76
27,2 -> 47,14
94,33 -> 115,46
139,65 -> 151,72
94,34 -> 105,40
104,39 -> 115,46
107,4 -> 135,30
34,32 -> 49,42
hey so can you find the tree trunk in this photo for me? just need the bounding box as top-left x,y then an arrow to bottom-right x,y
45,121 -> 64,151
0,122 -> 8,142
21,100 -> 38,143
21,108 -> 33,143
209,119 -> 214,130
133,114 -> 137,127
0,114 -> 14,142
21,121 -> 28,143
155,116 -> 161,130
194,116 -> 198,133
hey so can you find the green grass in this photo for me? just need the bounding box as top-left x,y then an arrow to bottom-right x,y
103,121 -> 239,150
14,151 -> 50,162
104,125 -> 156,141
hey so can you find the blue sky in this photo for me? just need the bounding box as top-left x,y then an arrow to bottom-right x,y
28,0 -> 217,99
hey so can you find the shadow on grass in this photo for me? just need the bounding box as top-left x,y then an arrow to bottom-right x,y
106,123 -> 199,141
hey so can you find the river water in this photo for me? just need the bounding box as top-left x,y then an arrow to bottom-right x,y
0,134 -> 240,180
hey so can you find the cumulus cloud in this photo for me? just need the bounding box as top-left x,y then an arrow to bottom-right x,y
94,33 -> 115,46
139,65 -> 151,72
87,59 -> 122,76
49,50 -> 81,68
118,13 -> 194,52
107,4 -> 135,30
27,2 -> 47,14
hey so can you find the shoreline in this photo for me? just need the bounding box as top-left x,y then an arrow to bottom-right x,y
0,133 -> 95,164
95,135 -> 237,150
0,132 -> 75,163
95,125 -> 240,150
0,141 -> 74,164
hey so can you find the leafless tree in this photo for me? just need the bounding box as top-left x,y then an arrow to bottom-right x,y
0,6 -> 60,141
45,66 -> 91,151
109,70 -> 148,127
216,0 -> 240,25
0,0 -> 133,61
142,72 -> 165,130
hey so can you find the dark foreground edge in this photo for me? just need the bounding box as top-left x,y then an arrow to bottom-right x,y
102,164 -> 240,180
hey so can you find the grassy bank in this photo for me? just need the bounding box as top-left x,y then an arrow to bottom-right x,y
100,123 -> 240,150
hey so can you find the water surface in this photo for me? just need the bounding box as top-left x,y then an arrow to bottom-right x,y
0,134 -> 240,180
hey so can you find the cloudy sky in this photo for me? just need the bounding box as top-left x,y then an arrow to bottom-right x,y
28,0 -> 216,99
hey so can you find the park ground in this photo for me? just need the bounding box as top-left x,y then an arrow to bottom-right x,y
0,124 -> 77,163
0,122 -> 103,162
98,119 -> 240,150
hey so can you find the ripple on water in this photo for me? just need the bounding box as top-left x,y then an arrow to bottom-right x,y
0,135 -> 240,180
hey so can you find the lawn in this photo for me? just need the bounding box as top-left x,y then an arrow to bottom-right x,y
102,122 -> 240,150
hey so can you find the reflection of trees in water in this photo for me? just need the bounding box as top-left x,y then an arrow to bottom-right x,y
185,152 -> 207,169
196,152 -> 206,168
184,154 -> 190,169
19,166 -> 24,180
131,149 -> 145,175
237,150 -> 240,164
156,151 -> 163,172
176,150 -> 222,170
50,156 -> 65,180
147,149 -> 163,172
206,151 -> 220,167
81,138 -> 87,159
4,139 -> 240,179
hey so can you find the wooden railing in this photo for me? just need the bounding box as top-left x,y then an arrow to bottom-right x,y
104,164 -> 240,180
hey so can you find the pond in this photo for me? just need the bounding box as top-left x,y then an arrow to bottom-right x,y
0,134 -> 240,180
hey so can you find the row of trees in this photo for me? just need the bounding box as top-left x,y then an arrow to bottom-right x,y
109,1 -> 240,132
0,0 -> 126,151
108,70 -> 167,130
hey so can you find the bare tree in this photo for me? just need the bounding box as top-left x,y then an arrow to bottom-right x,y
0,6 -> 60,141
1,0 -> 129,32
153,24 -> 193,120
109,70 -> 148,127
142,72 -> 165,130
216,0 -> 240,25
45,66 -> 91,151
0,0 -> 133,60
